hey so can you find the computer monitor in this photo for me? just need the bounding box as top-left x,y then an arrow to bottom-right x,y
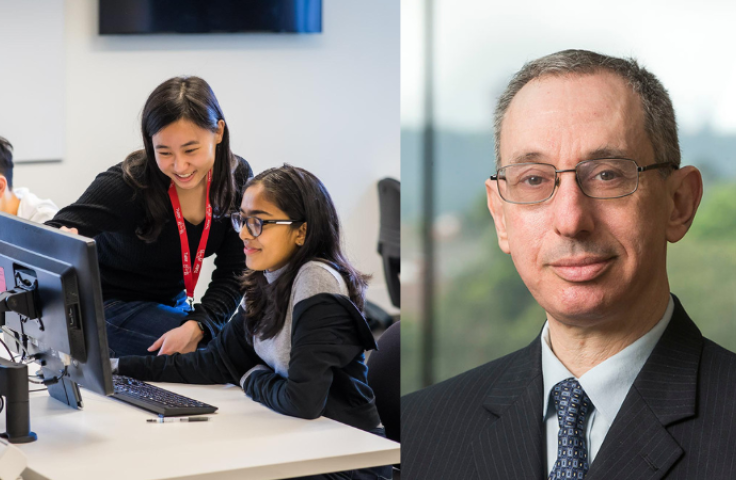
0,212 -> 114,442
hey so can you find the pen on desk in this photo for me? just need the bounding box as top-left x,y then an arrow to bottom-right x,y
147,417 -> 211,423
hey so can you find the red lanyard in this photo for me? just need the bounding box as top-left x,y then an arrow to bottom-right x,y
168,170 -> 213,306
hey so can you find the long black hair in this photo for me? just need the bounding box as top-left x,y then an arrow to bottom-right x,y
122,76 -> 237,242
242,165 -> 370,342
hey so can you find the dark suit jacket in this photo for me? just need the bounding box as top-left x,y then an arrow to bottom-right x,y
401,296 -> 736,479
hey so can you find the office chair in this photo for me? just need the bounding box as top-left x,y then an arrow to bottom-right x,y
367,320 -> 400,478
367,320 -> 400,444
377,178 -> 400,309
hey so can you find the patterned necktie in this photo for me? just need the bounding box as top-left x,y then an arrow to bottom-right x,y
549,377 -> 594,480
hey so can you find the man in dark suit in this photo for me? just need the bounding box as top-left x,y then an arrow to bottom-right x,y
402,50 -> 736,479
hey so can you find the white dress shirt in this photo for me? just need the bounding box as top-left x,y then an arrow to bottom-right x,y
541,295 -> 675,475
14,187 -> 58,223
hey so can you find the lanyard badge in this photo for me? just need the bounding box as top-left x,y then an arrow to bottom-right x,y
168,170 -> 213,307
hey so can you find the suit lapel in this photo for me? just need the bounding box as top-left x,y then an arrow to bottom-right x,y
586,295 -> 701,480
472,338 -> 546,480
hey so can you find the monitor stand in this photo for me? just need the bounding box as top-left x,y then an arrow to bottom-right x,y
44,367 -> 84,409
0,358 -> 37,443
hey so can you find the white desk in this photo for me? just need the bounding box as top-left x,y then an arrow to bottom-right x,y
6,381 -> 399,480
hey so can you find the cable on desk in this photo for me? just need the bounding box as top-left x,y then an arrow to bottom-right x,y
34,365 -> 69,386
0,334 -> 15,360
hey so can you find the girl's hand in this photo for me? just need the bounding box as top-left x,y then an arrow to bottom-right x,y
148,321 -> 203,355
60,226 -> 79,235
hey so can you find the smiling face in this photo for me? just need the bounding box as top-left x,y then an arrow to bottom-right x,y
239,183 -> 306,272
152,118 -> 224,191
486,71 -> 675,327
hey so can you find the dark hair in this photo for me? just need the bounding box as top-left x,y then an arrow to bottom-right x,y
494,49 -> 680,171
0,137 -> 13,189
241,164 -> 370,342
122,76 -> 238,242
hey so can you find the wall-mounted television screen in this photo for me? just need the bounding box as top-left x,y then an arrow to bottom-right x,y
99,0 -> 322,35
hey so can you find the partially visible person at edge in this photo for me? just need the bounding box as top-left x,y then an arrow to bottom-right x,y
46,76 -> 252,357
402,49 -> 736,479
0,136 -> 59,223
114,165 -> 393,480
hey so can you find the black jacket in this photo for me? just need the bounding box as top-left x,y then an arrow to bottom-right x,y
401,295 -> 736,479
118,293 -> 382,431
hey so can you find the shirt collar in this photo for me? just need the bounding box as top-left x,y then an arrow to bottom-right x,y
541,295 -> 675,425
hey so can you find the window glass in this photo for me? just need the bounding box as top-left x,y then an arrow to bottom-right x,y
402,0 -> 736,394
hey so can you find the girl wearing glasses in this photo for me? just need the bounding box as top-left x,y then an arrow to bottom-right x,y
116,165 -> 391,480
46,76 -> 252,358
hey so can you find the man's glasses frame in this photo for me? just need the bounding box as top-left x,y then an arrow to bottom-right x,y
230,212 -> 304,238
489,158 -> 676,205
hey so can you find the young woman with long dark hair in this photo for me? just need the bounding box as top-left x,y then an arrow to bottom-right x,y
115,165 -> 392,480
47,76 -> 252,357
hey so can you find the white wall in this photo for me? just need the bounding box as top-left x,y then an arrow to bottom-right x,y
0,0 -> 64,162
13,0 -> 399,313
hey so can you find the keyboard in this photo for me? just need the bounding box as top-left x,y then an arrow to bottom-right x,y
111,375 -> 218,417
